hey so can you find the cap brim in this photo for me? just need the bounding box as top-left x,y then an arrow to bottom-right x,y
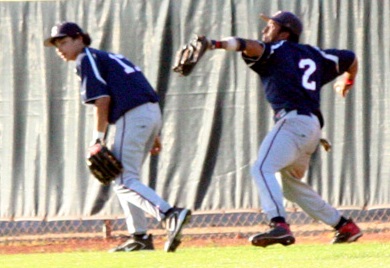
43,34 -> 67,47
260,14 -> 271,22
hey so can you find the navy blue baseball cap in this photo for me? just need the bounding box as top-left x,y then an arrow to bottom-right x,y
44,22 -> 84,47
260,11 -> 303,36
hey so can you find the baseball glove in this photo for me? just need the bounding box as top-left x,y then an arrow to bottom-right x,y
86,141 -> 123,185
172,35 -> 210,76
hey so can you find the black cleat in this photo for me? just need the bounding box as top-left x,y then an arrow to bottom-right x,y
249,222 -> 295,247
164,207 -> 192,252
109,234 -> 154,252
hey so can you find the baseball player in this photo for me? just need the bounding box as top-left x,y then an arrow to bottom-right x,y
202,11 -> 362,247
44,22 -> 191,252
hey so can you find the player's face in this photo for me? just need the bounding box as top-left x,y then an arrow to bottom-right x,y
261,20 -> 286,43
54,36 -> 84,61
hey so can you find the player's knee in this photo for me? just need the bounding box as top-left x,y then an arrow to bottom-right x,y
250,161 -> 261,177
251,161 -> 275,178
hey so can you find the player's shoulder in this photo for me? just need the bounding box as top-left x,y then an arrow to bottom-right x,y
81,47 -> 114,64
290,43 -> 333,59
307,45 -> 355,61
268,40 -> 310,53
288,42 -> 317,53
85,47 -> 110,58
266,41 -> 309,58
267,40 -> 288,50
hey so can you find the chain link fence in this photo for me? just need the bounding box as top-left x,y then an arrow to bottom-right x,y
1,208 -> 390,243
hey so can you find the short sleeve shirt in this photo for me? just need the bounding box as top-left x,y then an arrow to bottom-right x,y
242,41 -> 355,113
76,47 -> 159,123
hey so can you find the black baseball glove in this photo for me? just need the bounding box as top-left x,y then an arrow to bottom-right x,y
86,140 -> 123,185
172,35 -> 210,76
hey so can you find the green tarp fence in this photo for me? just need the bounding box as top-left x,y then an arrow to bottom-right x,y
1,0 -> 389,220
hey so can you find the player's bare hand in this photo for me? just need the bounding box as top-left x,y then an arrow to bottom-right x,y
150,136 -> 162,156
333,81 -> 352,98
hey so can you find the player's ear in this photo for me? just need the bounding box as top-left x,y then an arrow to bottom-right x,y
278,31 -> 290,41
75,35 -> 84,43
73,35 -> 86,49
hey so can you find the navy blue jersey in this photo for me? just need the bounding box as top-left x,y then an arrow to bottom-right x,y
76,47 -> 159,123
242,40 -> 355,113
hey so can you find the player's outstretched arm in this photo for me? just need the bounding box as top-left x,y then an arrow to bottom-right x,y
172,35 -> 265,76
334,57 -> 358,98
207,36 -> 265,58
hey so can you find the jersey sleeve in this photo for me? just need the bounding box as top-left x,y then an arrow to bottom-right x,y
322,48 -> 355,74
78,49 -> 110,104
317,48 -> 355,85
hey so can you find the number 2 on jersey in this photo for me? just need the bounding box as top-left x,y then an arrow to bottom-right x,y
299,59 -> 316,91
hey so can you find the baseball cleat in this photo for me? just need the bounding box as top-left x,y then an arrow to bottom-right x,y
249,222 -> 295,247
164,207 -> 192,252
108,234 -> 154,252
332,219 -> 362,244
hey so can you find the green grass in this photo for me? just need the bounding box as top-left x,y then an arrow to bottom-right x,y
3,243 -> 390,268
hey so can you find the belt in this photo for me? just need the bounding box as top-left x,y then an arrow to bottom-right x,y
274,108 -> 324,128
